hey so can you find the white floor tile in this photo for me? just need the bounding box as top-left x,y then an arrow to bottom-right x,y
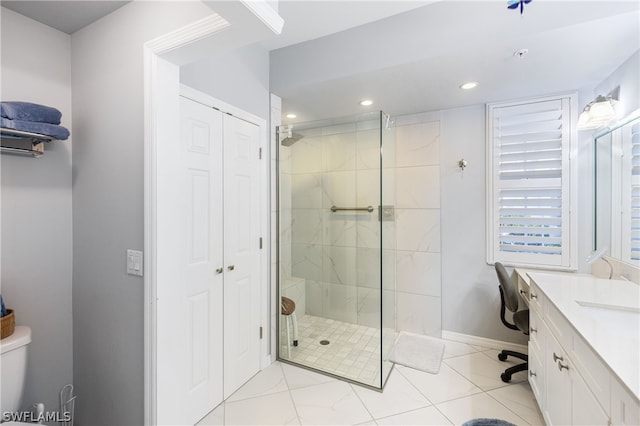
397,363 -> 482,404
376,406 -> 453,425
290,380 -> 373,425
480,349 -> 529,383
281,362 -> 337,390
352,370 -> 431,419
487,382 -> 545,425
197,402 -> 224,425
226,362 -> 288,402
442,340 -> 481,359
435,393 -> 528,426
444,352 -> 525,391
224,391 -> 299,425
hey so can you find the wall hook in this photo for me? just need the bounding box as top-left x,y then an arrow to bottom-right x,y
458,158 -> 468,170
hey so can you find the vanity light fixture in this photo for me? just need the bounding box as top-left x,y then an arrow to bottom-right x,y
285,113 -> 297,119
359,100 -> 373,106
577,86 -> 620,130
460,82 -> 478,90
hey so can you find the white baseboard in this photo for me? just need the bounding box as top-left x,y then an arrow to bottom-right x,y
442,330 -> 528,354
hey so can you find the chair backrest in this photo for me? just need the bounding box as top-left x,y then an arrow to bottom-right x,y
495,262 -> 518,313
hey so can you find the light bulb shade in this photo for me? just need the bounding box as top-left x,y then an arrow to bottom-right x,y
577,97 -> 616,130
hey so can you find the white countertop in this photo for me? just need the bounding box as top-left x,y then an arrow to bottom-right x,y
528,272 -> 640,400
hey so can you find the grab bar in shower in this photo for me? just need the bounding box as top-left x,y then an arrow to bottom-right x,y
330,205 -> 374,213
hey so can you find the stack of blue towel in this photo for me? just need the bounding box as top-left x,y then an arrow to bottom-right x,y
1,101 -> 70,140
0,295 -> 7,317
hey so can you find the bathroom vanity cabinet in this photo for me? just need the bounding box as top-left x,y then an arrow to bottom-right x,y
527,273 -> 639,426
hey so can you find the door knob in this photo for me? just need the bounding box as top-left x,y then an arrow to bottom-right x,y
227,265 -> 235,271
216,268 -> 223,274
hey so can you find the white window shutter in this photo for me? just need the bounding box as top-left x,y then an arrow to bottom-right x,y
487,94 -> 577,269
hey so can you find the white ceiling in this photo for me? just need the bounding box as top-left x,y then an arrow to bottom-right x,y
1,0 -> 129,34
270,1 -> 640,124
2,0 -> 638,124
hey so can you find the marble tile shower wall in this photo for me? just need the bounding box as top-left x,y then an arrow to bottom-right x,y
394,120 -> 441,337
281,117 -> 441,336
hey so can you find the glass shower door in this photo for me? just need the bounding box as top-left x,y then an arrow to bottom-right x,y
278,112 -> 395,389
380,111 -> 396,388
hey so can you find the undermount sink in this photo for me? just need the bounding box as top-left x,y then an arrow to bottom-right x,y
575,300 -> 640,313
575,300 -> 640,337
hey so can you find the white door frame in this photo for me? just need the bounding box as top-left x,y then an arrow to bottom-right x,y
143,15 -> 272,426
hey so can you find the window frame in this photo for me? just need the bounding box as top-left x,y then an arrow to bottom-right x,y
486,93 -> 578,270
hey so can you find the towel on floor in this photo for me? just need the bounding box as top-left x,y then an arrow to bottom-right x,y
1,101 -> 62,125
1,117 -> 70,140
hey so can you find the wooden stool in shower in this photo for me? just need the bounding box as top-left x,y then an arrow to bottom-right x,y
281,296 -> 299,358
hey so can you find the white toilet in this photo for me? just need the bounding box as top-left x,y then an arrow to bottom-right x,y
1,326 -> 32,422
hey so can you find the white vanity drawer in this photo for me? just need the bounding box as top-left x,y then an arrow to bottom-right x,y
545,298 -> 572,343
611,377 -> 640,425
528,340 -> 544,405
528,309 -> 543,354
528,280 -> 545,312
570,333 -> 611,415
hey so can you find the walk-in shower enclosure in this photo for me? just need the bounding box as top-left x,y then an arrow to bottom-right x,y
278,111 -> 396,389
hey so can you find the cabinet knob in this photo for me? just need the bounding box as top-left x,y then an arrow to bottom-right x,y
530,293 -> 538,299
552,352 -> 563,362
530,327 -> 537,333
529,370 -> 537,377
227,265 -> 235,271
558,362 -> 569,371
216,268 -> 223,274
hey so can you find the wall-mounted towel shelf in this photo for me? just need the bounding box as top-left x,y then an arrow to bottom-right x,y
1,128 -> 53,158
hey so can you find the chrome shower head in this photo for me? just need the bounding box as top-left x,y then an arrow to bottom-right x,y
278,125 -> 304,146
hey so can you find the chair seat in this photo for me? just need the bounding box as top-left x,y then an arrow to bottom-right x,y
281,297 -> 295,316
513,309 -> 529,334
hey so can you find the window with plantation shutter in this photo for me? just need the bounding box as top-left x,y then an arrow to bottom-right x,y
486,94 -> 577,269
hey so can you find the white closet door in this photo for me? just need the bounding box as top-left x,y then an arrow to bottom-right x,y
173,97 -> 224,423
222,113 -> 262,398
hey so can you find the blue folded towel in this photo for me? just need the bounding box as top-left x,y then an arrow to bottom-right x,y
1,101 -> 62,125
1,117 -> 70,140
0,295 -> 7,317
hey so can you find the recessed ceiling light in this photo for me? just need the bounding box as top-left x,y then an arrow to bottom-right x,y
359,100 -> 373,106
285,113 -> 297,119
460,82 -> 478,90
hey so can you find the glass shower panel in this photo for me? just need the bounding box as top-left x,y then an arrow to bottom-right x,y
380,111 -> 397,387
278,112 -> 395,389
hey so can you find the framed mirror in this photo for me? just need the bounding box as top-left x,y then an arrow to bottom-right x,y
594,112 -> 640,264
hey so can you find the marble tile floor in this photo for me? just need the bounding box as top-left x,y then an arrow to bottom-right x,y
198,338 -> 545,425
278,314 -> 395,387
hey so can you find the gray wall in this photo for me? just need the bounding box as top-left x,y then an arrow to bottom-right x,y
440,105 -> 528,344
595,49 -> 639,120
0,7 -> 74,415
70,3 -> 215,424
180,43 -> 271,120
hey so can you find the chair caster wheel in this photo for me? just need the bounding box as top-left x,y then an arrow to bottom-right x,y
498,353 -> 508,361
501,373 -> 511,383
293,340 -> 298,347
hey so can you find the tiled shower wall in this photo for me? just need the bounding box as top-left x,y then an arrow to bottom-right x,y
279,112 -> 442,337
393,113 -> 441,337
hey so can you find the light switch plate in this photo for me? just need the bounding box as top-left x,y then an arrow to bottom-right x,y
127,249 -> 143,276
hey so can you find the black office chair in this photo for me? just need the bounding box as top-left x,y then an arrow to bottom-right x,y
495,262 -> 529,382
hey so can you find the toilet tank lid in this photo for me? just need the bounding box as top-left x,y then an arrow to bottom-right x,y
0,326 -> 31,354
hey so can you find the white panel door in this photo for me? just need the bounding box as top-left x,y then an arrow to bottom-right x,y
222,113 -> 262,398
175,97 -> 224,423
